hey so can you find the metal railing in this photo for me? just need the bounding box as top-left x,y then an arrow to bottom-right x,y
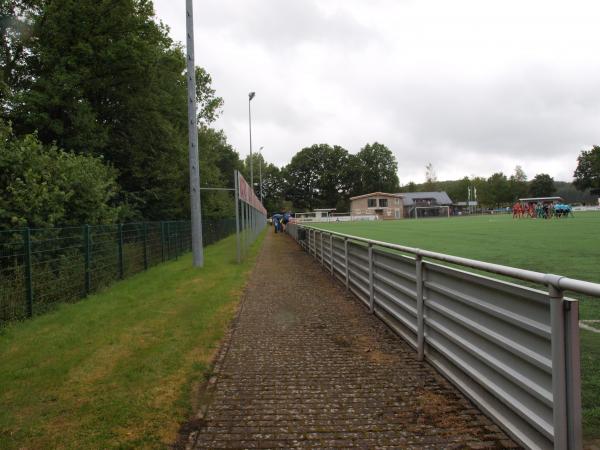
1,218 -> 237,324
286,223 -> 594,450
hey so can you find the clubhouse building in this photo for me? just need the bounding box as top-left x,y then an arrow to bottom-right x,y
350,191 -> 453,219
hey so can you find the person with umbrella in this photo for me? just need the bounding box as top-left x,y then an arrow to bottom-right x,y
272,213 -> 283,233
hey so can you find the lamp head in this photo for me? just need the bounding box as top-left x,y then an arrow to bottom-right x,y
248,92 -> 256,101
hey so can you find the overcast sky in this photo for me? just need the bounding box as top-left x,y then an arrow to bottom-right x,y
153,0 -> 599,184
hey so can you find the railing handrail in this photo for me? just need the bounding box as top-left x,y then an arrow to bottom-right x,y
299,224 -> 600,297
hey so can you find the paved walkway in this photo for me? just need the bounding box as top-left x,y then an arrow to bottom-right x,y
184,232 -> 519,449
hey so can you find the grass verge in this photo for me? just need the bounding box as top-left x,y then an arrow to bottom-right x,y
0,232 -> 264,449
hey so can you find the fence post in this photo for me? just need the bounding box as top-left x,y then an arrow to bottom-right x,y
143,223 -> 148,270
368,243 -> 374,314
320,232 -> 324,265
329,234 -> 334,275
166,222 -> 170,260
174,222 -> 179,260
563,298 -> 582,449
416,254 -> 424,361
23,228 -> 33,318
549,283 -> 568,450
84,225 -> 91,295
160,221 -> 165,262
344,238 -> 349,292
118,223 -> 124,279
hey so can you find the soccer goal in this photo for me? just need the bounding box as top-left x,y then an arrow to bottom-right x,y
414,205 -> 450,219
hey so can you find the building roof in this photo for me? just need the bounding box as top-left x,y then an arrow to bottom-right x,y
397,191 -> 453,206
350,192 -> 404,201
519,197 -> 564,202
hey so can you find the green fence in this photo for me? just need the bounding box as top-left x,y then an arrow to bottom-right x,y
0,218 -> 237,324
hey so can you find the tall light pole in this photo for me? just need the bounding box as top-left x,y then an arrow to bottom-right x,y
248,91 -> 255,193
186,0 -> 203,267
259,146 -> 264,203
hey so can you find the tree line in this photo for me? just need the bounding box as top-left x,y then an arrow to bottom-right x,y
258,152 -> 600,214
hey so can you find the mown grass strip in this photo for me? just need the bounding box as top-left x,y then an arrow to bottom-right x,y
0,232 -> 264,449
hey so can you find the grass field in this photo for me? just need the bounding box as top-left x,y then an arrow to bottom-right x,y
0,232 -> 264,449
315,211 -> 600,441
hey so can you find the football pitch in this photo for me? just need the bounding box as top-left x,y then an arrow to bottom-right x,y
313,211 -> 600,439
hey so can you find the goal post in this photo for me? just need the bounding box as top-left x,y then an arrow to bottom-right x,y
414,205 -> 450,219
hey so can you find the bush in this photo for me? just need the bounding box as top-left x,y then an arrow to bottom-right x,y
0,120 -> 121,230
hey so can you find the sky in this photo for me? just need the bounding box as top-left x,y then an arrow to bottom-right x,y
153,0 -> 600,184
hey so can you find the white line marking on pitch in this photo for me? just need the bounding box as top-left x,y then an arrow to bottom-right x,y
579,321 -> 600,334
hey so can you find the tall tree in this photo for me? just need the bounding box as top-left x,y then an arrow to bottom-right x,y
509,165 -> 528,201
195,67 -> 224,125
573,146 -> 600,192
0,0 -> 43,115
284,144 -> 350,211
529,174 -> 556,197
351,142 -> 399,194
485,172 -> 511,207
423,162 -> 438,191
10,0 -> 224,220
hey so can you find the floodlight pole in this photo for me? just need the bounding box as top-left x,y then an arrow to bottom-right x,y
248,92 -> 255,194
186,0 -> 204,267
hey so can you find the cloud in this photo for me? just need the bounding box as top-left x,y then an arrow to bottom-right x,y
153,0 -> 600,183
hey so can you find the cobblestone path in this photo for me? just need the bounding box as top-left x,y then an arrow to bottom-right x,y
186,231 -> 519,449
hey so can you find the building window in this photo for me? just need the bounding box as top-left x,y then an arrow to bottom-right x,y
379,199 -> 388,207
368,199 -> 376,208
396,198 -> 400,205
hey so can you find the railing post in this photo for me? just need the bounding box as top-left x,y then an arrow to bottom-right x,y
320,232 -> 324,265
118,223 -> 124,279
564,298 -> 582,450
143,223 -> 148,270
160,221 -> 165,262
416,254 -> 424,361
84,225 -> 91,295
329,234 -> 334,275
549,283 -> 567,450
23,228 -> 33,318
368,243 -> 374,314
344,238 -> 349,292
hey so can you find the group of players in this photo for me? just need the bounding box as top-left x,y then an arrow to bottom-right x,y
512,202 -> 573,219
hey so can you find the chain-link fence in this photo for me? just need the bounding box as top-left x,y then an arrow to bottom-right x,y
0,218 -> 237,324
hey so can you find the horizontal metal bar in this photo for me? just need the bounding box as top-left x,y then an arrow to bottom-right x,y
426,299 -> 552,373
426,316 -> 553,407
425,280 -> 551,339
200,187 -> 235,191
